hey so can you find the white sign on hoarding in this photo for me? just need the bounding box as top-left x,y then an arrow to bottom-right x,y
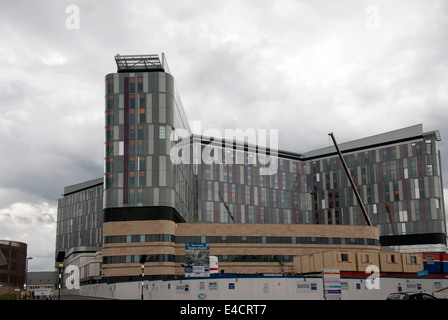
322,269 -> 341,300
296,280 -> 318,293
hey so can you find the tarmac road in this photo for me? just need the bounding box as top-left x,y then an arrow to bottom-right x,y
57,294 -> 114,300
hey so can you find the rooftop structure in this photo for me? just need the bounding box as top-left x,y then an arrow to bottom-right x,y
114,54 -> 169,73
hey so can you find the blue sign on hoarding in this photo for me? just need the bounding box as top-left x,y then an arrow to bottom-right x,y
185,243 -> 210,277
185,243 -> 209,250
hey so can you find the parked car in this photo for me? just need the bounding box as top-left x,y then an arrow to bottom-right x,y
387,292 -> 438,300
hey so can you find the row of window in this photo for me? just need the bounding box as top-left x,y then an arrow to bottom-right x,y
103,233 -> 379,246
197,161 -> 438,201
103,254 -> 296,265
104,253 -> 418,265
106,74 -> 172,96
104,234 -> 174,244
193,140 -> 435,178
105,253 -> 417,265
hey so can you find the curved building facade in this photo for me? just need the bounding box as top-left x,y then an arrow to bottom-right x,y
103,54 -> 194,224
0,240 -> 27,288
102,54 -> 196,279
102,219 -> 379,280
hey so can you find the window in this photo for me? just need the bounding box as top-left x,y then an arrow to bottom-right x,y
107,78 -> 114,94
138,126 -> 144,139
138,140 -> 143,155
138,77 -> 143,93
399,211 -> 408,222
106,95 -> 114,110
426,140 -> 432,153
137,189 -> 143,203
341,253 -> 349,262
410,256 -> 417,264
139,107 -> 145,123
106,158 -> 113,173
391,254 -> 396,263
414,179 -> 420,199
119,141 -> 124,156
106,110 -> 114,125
138,157 -> 146,171
404,168 -> 409,179
129,172 -> 135,187
105,174 -> 113,189
129,78 -> 135,93
207,181 -> 212,201
159,126 -> 166,139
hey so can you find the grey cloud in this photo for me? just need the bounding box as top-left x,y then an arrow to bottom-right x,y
36,212 -> 56,224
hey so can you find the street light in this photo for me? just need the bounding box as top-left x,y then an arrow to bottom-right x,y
24,257 -> 33,298
58,263 -> 63,300
139,255 -> 146,300
140,265 -> 144,300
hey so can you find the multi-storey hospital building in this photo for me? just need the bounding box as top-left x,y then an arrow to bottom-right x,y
56,54 -> 446,283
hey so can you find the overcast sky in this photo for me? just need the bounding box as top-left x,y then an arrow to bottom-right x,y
0,0 -> 447,271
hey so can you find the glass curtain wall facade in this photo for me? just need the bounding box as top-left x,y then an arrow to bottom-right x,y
306,130 -> 445,246
193,126 -> 446,248
56,178 -> 103,253
193,137 -> 310,224
103,54 -> 194,223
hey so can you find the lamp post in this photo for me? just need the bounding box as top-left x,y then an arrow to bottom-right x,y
25,257 -> 33,286
24,257 -> 33,299
140,265 -> 144,300
139,255 -> 146,300
58,263 -> 63,300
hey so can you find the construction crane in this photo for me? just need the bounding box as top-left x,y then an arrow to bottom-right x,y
385,202 -> 397,236
328,132 -> 372,227
219,191 -> 235,223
